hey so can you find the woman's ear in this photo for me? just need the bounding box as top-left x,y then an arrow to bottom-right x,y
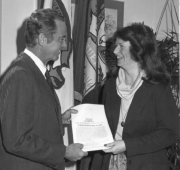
38,33 -> 47,46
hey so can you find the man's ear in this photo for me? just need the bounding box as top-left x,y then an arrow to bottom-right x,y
38,33 -> 47,46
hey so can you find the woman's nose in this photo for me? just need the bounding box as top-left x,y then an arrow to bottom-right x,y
113,46 -> 119,55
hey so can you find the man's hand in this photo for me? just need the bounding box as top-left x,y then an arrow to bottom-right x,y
65,143 -> 88,161
62,109 -> 77,124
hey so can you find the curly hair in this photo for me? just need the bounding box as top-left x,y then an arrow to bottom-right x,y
113,22 -> 170,84
24,8 -> 65,48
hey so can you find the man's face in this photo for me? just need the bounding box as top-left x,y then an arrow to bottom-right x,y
43,19 -> 67,63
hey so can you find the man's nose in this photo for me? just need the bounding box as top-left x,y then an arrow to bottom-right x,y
61,39 -> 68,51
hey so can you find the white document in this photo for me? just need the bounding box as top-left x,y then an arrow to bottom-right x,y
71,104 -> 114,152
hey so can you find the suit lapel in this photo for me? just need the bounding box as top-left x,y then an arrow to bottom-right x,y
108,78 -> 121,136
21,53 -> 56,99
123,81 -> 151,130
112,92 -> 121,136
20,53 -> 64,134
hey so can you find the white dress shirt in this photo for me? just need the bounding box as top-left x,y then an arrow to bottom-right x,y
24,48 -> 46,78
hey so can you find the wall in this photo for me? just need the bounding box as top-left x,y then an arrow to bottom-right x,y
0,0 -> 37,74
124,0 -> 179,39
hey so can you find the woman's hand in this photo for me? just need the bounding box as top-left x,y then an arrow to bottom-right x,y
62,109 -> 78,124
103,140 -> 126,154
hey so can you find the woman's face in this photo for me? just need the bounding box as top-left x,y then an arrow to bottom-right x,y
113,38 -> 137,69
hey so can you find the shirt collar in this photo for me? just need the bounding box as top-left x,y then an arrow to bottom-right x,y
24,48 -> 46,77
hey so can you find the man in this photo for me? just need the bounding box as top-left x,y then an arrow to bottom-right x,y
0,8 -> 87,170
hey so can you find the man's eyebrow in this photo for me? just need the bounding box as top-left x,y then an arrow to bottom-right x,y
58,35 -> 66,39
59,35 -> 67,38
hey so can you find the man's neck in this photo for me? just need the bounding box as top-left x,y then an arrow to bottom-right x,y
27,46 -> 46,65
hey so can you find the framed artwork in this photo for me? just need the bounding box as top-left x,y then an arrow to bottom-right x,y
105,0 -> 124,38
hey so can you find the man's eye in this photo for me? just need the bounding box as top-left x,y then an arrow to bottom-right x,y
59,37 -> 66,43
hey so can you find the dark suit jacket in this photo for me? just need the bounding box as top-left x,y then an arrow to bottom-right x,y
0,53 -> 66,170
84,77 -> 179,170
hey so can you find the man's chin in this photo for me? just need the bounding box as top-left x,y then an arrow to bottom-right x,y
54,55 -> 60,61
46,60 -> 54,66
50,57 -> 59,62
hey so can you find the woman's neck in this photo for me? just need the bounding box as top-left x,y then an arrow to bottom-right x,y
121,66 -> 141,86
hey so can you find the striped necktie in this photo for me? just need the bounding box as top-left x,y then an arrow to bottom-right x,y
45,70 -> 54,91
45,69 -> 64,135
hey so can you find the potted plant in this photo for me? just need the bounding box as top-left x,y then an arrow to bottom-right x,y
157,31 -> 179,108
157,30 -> 180,170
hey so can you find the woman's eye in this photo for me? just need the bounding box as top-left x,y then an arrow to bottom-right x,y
111,44 -> 116,51
116,44 -> 123,50
119,44 -> 123,48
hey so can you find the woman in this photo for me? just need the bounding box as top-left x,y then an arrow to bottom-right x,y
87,23 -> 179,170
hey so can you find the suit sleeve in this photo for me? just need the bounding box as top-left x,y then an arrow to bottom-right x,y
125,85 -> 179,156
0,68 -> 66,170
